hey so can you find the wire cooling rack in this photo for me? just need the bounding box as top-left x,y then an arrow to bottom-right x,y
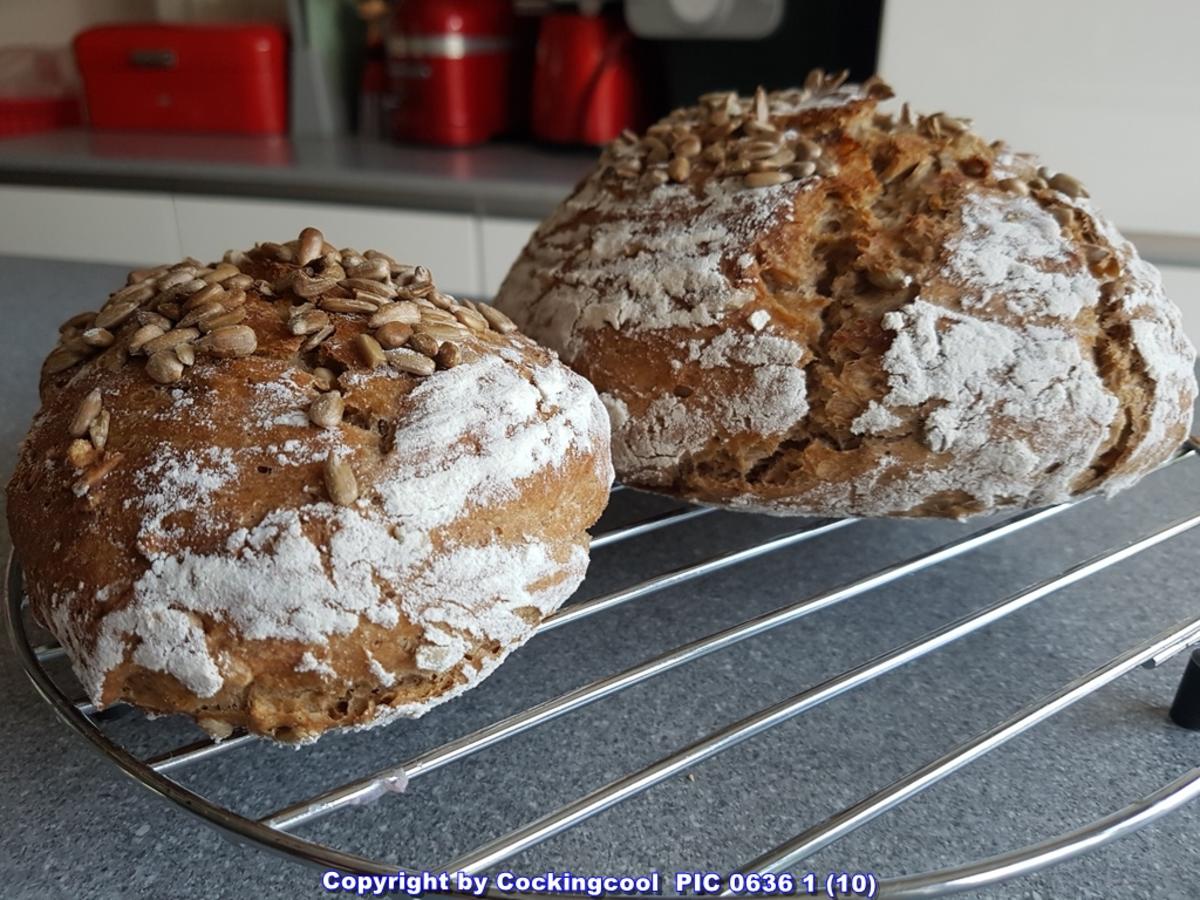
7,440 -> 1200,898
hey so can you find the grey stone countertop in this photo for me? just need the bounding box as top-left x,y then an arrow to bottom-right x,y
1,255 -> 1199,900
0,130 -> 594,219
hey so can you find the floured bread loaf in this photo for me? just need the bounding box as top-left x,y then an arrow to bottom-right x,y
494,72 -> 1197,517
8,228 -> 612,742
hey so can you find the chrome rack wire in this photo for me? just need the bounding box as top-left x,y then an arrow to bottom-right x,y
6,439 -> 1200,897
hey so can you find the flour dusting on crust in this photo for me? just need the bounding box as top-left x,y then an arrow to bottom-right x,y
43,349 -> 611,728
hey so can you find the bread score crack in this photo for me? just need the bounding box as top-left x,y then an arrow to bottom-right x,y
494,74 -> 1196,518
9,228 -> 613,742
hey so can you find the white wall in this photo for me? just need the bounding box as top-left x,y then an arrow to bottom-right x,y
879,0 -> 1200,238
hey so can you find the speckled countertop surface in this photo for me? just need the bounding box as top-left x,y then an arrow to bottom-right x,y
1,256 -> 1199,900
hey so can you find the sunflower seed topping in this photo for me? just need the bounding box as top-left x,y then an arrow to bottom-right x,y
477,303 -> 518,334
435,341 -> 462,369
296,227 -> 325,267
81,327 -> 115,348
311,367 -> 335,391
323,452 -> 358,506
386,347 -> 437,376
146,350 -> 185,384
69,388 -> 103,437
356,333 -> 386,368
375,321 -> 413,349
308,390 -> 344,429
197,325 -> 257,358
88,409 -> 110,451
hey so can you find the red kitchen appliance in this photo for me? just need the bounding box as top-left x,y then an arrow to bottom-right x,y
531,10 -> 638,146
387,0 -> 512,147
73,24 -> 287,135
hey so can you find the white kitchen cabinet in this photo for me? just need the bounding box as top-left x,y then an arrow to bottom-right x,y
0,185 -> 181,265
480,217 -> 539,296
174,196 -> 481,296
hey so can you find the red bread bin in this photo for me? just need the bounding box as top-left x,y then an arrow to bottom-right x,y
387,0 -> 512,146
74,24 -> 287,135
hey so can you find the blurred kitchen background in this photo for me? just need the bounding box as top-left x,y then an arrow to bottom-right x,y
0,0 -> 1196,339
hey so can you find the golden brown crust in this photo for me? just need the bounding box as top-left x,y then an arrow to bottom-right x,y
495,78 -> 1196,517
8,230 -> 613,742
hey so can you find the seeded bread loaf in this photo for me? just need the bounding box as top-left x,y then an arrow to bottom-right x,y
8,229 -> 613,742
494,73 -> 1197,517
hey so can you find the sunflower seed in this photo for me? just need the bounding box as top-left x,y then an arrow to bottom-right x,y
435,342 -> 462,369
69,388 -> 103,437
62,311 -> 97,331
426,291 -> 457,311
673,135 -> 701,158
157,270 -> 195,291
175,343 -> 195,366
794,138 -> 822,160
356,333 -> 386,368
413,322 -> 467,342
81,327 -> 115,349
259,241 -> 293,263
301,324 -> 334,353
93,302 -> 139,330
67,438 -> 95,469
375,321 -> 413,349
323,452 -> 358,506
1048,171 -> 1088,199
88,409 -> 110,451
223,249 -> 250,267
311,367 -> 335,391
740,139 -> 782,160
787,160 -> 818,178
290,308 -> 331,336
386,347 -> 436,376
225,273 -> 254,290
110,281 -> 156,306
645,168 -> 670,186
317,296 -> 374,315
181,282 -> 227,312
448,306 -> 485,332
341,278 -> 397,299
198,308 -> 247,333
202,263 -> 240,285
146,350 -> 185,383
197,324 -> 257,358
157,301 -> 182,322
668,156 -> 691,182
308,390 -> 344,429
128,265 -> 167,284
754,85 -> 768,124
292,273 -> 340,299
135,310 -> 173,329
744,170 -> 792,188
999,177 -> 1030,196
296,226 -> 325,267
142,327 -> 200,355
128,324 -> 166,355
477,304 -> 518,334
369,301 -> 421,328
177,301 -> 226,329
345,258 -> 390,281
643,136 -> 670,164
407,332 -> 440,358
1052,206 -> 1076,228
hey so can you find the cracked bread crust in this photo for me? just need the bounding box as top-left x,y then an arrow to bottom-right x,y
8,237 -> 613,743
494,82 -> 1196,518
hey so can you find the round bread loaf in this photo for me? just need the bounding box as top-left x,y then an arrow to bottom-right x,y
494,73 -> 1197,517
8,229 -> 612,742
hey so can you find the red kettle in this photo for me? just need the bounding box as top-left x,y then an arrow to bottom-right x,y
531,10 -> 639,146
